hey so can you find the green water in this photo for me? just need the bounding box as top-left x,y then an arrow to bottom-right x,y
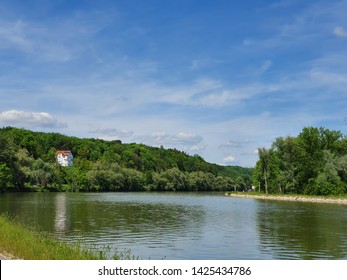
0,192 -> 346,259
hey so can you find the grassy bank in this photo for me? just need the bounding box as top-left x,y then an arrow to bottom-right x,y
0,214 -> 107,260
225,192 -> 347,204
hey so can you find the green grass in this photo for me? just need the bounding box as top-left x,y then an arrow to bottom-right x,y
0,213 -> 107,260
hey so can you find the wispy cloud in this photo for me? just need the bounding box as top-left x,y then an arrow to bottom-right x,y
190,58 -> 222,70
156,79 -> 280,108
0,19 -> 71,62
219,140 -> 251,149
261,60 -> 272,73
132,131 -> 205,153
333,26 -> 347,38
89,128 -> 134,140
0,20 -> 31,51
0,9 -> 117,63
247,1 -> 347,53
138,131 -> 202,145
309,70 -> 347,89
270,0 -> 300,9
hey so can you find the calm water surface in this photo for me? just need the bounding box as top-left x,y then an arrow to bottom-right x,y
1,192 -> 347,259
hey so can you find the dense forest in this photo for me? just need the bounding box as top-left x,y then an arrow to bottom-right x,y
0,127 -> 252,192
253,127 -> 347,195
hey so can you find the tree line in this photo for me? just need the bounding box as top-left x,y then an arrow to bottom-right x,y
253,127 -> 347,195
0,127 -> 252,192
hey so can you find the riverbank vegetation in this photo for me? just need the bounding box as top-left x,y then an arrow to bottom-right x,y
0,214 -> 106,259
253,127 -> 347,195
0,127 -> 252,192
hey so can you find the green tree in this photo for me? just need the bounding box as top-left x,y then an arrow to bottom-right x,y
0,164 -> 14,191
312,150 -> 346,195
296,127 -> 324,189
0,133 -> 20,191
86,160 -> 124,191
162,168 -> 188,191
272,136 -> 299,193
257,147 -> 272,194
122,168 -> 144,191
64,166 -> 89,191
31,159 -> 56,189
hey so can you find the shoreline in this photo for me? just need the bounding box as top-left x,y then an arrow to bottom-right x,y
0,252 -> 19,261
0,214 -> 107,260
225,193 -> 347,205
0,251 -> 19,260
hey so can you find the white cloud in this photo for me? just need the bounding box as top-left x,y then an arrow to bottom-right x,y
0,110 -> 67,128
333,26 -> 347,38
150,131 -> 169,141
222,155 -> 236,163
190,143 -> 208,152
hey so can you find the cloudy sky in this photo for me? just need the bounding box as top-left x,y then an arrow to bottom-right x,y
1,0 -> 347,167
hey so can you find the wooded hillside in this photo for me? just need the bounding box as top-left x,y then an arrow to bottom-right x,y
0,127 -> 252,192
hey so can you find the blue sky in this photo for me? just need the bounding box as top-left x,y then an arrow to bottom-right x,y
0,0 -> 347,167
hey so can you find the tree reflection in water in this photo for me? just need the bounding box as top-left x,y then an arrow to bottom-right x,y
256,200 -> 347,259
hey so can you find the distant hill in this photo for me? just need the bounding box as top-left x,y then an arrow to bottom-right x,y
0,127 -> 252,192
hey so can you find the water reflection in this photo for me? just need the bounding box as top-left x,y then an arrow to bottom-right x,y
54,193 -> 68,236
65,194 -> 206,258
0,193 -> 207,259
256,200 -> 347,259
66,194 -> 204,236
0,193 -> 58,231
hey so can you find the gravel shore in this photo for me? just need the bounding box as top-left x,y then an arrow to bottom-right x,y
226,193 -> 347,205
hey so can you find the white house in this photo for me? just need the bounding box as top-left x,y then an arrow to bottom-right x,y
56,150 -> 73,167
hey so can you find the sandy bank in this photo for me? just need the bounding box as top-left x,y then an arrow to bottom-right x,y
226,193 -> 347,205
0,251 -> 19,260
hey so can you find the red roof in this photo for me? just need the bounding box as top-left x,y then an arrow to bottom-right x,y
56,150 -> 72,156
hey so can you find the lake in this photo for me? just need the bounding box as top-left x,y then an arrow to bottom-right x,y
0,192 -> 347,259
